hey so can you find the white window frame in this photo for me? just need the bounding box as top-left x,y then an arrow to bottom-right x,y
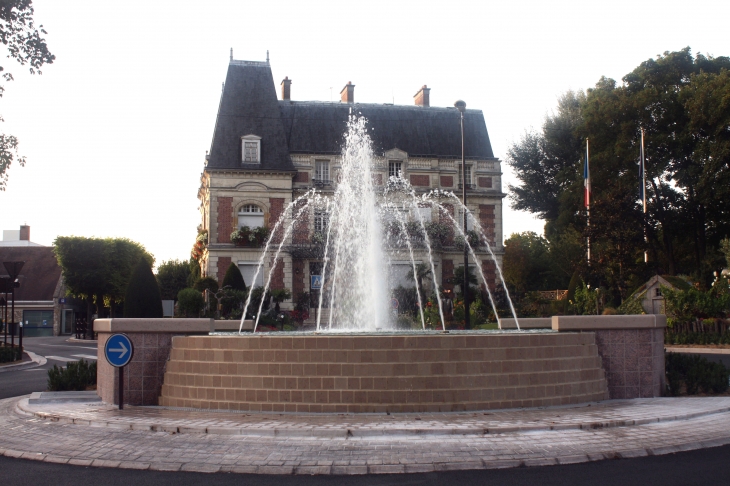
388,160 -> 403,179
315,159 -> 330,182
314,210 -> 329,234
458,164 -> 473,187
238,204 -> 265,228
241,135 -> 261,163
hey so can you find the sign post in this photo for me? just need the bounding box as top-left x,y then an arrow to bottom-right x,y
104,333 -> 134,410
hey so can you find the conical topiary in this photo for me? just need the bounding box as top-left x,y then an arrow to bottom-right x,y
222,262 -> 247,292
123,259 -> 163,318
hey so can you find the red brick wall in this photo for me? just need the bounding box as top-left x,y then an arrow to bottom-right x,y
372,173 -> 383,186
481,259 -> 496,292
479,204 -> 496,244
478,176 -> 492,188
292,200 -> 309,244
269,198 -> 285,244
270,257 -> 285,290
217,257 -> 232,285
442,259 -> 454,292
217,197 -> 233,244
410,174 -> 430,187
295,171 -> 309,183
292,259 -> 305,299
440,175 -> 453,188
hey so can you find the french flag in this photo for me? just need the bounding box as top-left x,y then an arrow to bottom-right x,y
584,142 -> 590,209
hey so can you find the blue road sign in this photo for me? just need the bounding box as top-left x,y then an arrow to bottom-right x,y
311,275 -> 322,290
104,333 -> 134,368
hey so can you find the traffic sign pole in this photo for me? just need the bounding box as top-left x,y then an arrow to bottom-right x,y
104,333 -> 134,410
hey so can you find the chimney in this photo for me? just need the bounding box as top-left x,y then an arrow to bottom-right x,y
340,81 -> 355,103
281,76 -> 292,100
414,85 -> 430,107
19,225 -> 29,241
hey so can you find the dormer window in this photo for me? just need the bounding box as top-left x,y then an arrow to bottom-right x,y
241,135 -> 261,163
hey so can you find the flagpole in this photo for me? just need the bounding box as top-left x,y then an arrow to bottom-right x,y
641,128 -> 647,263
586,139 -> 590,265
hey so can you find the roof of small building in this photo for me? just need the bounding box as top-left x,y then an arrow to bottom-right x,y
0,246 -> 62,302
206,60 -> 496,171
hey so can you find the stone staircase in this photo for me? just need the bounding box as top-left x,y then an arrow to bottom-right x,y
159,332 -> 609,413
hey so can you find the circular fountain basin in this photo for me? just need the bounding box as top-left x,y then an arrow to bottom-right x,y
159,330 -> 608,413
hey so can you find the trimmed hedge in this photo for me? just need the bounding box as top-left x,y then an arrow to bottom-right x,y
0,345 -> 22,363
666,352 -> 729,396
124,259 -> 163,318
47,359 -> 97,391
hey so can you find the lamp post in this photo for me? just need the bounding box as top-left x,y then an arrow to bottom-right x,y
454,100 -> 470,330
3,262 -> 24,350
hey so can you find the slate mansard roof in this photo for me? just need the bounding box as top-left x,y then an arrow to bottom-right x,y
206,60 -> 496,171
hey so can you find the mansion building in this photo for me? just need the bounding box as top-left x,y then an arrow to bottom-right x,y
197,57 -> 505,313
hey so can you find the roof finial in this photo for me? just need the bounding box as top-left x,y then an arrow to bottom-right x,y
230,48 -> 233,61
266,50 -> 269,63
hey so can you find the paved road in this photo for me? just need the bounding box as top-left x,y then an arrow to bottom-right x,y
1,444 -> 729,486
0,336 -> 97,400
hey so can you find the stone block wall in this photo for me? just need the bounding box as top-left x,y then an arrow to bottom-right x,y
94,319 -> 211,406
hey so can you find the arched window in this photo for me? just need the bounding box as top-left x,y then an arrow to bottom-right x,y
238,204 -> 264,228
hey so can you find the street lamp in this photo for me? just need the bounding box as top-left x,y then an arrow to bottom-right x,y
3,262 -> 24,350
454,100 -> 470,330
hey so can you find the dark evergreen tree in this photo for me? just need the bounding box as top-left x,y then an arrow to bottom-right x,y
222,263 -> 247,291
123,259 -> 163,318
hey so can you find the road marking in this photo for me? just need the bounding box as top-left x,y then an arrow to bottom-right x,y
35,344 -> 97,350
71,354 -> 97,360
45,356 -> 76,362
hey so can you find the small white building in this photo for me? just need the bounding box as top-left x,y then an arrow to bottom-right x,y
631,275 -> 693,315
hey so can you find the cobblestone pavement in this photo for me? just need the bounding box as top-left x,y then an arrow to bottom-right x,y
2,396 -> 730,475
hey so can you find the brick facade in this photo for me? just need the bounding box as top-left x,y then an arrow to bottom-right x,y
270,257 -> 285,290
292,200 -> 309,244
410,174 -> 430,187
217,256 -> 232,284
295,171 -> 309,183
439,203 -> 455,246
440,175 -> 453,187
481,259 -> 496,291
372,173 -> 383,185
217,197 -> 233,244
478,176 -> 492,188
442,259 -> 454,292
479,204 -> 496,244
269,197 -> 285,244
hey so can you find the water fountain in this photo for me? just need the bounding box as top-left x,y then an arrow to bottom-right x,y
238,115 -> 519,333
156,115 -> 610,413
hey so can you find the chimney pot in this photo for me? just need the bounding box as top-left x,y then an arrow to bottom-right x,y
19,225 -> 29,241
340,82 -> 355,103
281,76 -> 292,100
414,85 -> 431,107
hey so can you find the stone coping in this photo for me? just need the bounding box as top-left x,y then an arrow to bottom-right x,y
17,397 -> 730,438
552,314 -> 667,331
94,318 -> 212,334
500,318 -> 551,329
213,320 -> 254,332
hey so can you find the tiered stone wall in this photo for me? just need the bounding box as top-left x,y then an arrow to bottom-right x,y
159,332 -> 608,413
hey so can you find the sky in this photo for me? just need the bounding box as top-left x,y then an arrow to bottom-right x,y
0,0 -> 728,266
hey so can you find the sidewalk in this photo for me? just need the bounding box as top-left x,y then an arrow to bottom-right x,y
2,395 -> 730,474
0,351 -> 46,373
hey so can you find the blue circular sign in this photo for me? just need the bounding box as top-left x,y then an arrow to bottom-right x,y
104,333 -> 134,368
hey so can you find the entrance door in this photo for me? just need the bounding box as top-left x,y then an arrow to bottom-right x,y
62,309 -> 74,334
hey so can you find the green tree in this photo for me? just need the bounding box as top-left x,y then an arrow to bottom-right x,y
0,0 -> 54,190
222,262 -> 247,291
123,259 -> 163,318
177,288 -> 204,317
156,259 -> 192,300
53,236 -> 153,318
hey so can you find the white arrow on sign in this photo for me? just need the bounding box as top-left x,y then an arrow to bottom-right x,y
109,342 -> 128,359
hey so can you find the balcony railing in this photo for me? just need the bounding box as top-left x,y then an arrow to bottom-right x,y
313,178 -> 332,188
457,183 -> 476,190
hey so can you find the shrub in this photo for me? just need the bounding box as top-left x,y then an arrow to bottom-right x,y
47,359 -> 97,391
666,352 -> 729,396
222,263 -> 247,291
0,345 -> 22,363
177,288 -> 205,317
123,259 -> 163,318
